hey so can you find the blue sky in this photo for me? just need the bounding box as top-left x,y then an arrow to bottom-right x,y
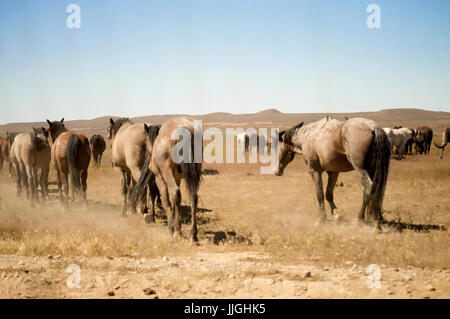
0,0 -> 449,123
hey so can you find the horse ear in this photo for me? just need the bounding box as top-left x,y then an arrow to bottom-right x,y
279,130 -> 286,142
32,127 -> 37,133
297,122 -> 304,129
60,118 -> 64,123
47,120 -> 52,126
110,118 -> 114,125
143,123 -> 149,133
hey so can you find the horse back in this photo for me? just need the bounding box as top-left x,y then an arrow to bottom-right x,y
52,131 -> 90,170
341,118 -> 377,169
111,123 -> 147,169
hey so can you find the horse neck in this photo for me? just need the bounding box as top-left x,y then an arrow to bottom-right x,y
51,127 -> 67,143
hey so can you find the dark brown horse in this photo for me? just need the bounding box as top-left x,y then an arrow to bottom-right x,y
434,127 -> 450,159
131,118 -> 202,242
276,117 -> 391,230
47,118 -> 91,208
89,134 -> 106,167
415,126 -> 433,155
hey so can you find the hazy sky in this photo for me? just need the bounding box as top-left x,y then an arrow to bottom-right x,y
0,0 -> 449,124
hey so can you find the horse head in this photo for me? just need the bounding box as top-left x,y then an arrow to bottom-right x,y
46,118 -> 67,142
275,122 -> 303,176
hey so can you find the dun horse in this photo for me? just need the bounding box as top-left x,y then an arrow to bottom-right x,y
276,117 -> 391,230
0,136 -> 9,172
107,118 -> 160,219
47,118 -> 91,208
90,134 -> 106,167
10,128 -> 51,205
131,118 -> 202,242
434,127 -> 450,159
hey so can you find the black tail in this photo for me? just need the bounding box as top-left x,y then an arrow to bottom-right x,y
434,139 -> 448,149
365,128 -> 391,221
67,134 -> 81,192
179,132 -> 202,198
128,125 -> 161,209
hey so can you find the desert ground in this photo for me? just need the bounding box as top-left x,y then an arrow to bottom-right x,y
0,109 -> 449,299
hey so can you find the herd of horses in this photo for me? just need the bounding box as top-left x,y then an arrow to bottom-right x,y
0,116 -> 448,239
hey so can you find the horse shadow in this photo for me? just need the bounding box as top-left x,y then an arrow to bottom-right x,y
381,219 -> 446,233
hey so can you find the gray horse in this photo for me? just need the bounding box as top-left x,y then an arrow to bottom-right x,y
276,117 -> 391,230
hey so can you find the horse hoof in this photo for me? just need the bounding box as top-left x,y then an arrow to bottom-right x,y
334,213 -> 343,223
144,214 -> 155,224
314,218 -> 326,227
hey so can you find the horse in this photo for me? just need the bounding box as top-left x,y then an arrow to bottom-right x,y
236,131 -> 268,156
47,118 -> 91,208
382,127 -> 412,160
405,128 -> 416,154
10,128 -> 51,205
6,132 -> 20,177
276,117 -> 391,230
0,136 -> 9,173
107,118 -> 160,219
434,127 -> 450,159
89,134 -> 106,167
415,126 -> 433,155
130,117 -> 202,242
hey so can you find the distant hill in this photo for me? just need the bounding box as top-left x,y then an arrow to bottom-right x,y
1,108 -> 449,137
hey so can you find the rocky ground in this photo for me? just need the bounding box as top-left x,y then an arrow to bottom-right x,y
0,252 -> 448,299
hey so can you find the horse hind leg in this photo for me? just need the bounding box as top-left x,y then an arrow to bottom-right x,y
154,173 -> 173,235
13,160 -> 22,196
81,169 -> 88,204
189,191 -> 199,243
357,169 -> 372,223
116,168 -> 128,217
308,168 -> 326,224
325,171 -> 341,222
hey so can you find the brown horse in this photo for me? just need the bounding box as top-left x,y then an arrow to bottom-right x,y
89,134 -> 106,167
276,117 -> 391,229
107,118 -> 158,219
434,127 -> 450,159
10,128 -> 51,205
47,118 -> 91,208
415,126 -> 433,155
131,118 -> 202,242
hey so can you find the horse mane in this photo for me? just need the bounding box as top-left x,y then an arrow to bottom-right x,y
90,134 -> 104,145
7,132 -> 19,146
146,125 -> 161,145
31,127 -> 48,151
112,118 -> 132,135
283,122 -> 304,145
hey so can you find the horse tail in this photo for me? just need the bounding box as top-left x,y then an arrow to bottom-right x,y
179,131 -> 202,198
433,131 -> 448,149
128,125 -> 161,209
128,151 -> 152,209
365,128 -> 391,221
67,134 -> 81,192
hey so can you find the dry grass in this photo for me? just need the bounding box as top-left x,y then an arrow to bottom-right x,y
0,135 -> 449,271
